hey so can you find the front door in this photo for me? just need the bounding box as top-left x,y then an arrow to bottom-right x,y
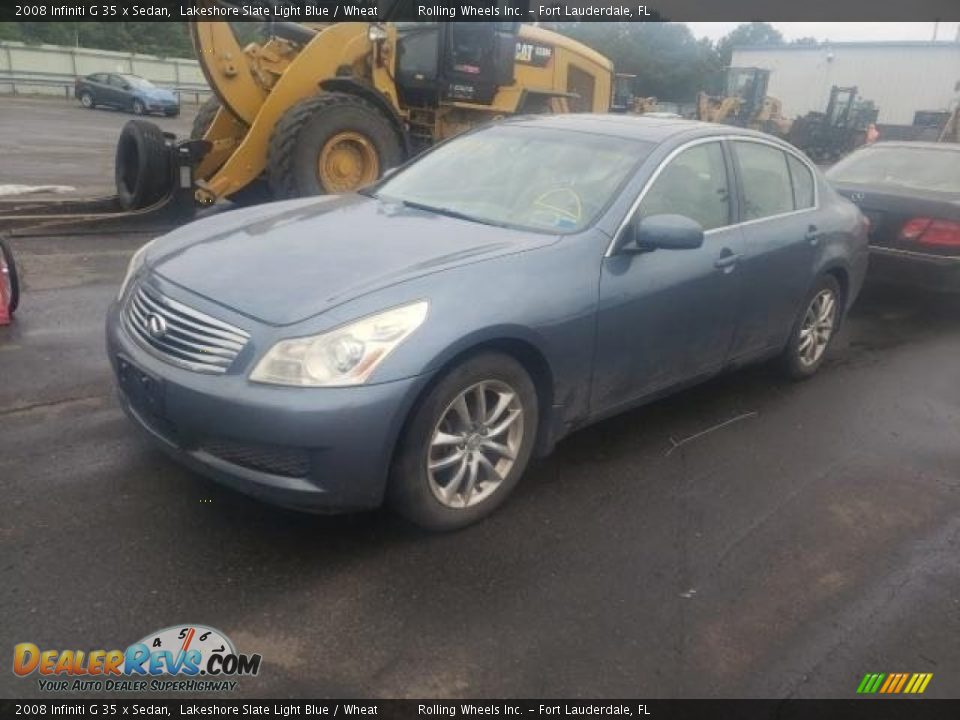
592,140 -> 746,413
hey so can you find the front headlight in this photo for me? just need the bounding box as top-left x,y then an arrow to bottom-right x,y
118,241 -> 151,300
250,301 -> 429,387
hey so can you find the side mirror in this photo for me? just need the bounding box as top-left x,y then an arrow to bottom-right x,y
627,214 -> 705,252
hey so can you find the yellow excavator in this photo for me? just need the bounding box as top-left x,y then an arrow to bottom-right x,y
158,7 -> 614,207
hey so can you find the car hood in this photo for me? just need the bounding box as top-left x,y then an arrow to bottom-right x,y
148,195 -> 558,326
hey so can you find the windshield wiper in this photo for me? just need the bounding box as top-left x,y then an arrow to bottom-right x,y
395,199 -> 507,228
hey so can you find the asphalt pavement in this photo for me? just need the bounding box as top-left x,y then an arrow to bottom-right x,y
1,98 -> 958,700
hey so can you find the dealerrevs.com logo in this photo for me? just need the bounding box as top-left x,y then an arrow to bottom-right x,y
13,624 -> 262,693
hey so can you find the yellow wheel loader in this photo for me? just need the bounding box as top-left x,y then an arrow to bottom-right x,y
696,67 -> 791,136
2,11 -> 616,233
165,8 -> 614,206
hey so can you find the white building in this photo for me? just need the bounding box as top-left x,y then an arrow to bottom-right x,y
731,42 -> 960,125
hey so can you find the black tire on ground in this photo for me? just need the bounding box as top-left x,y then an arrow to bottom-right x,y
388,353 -> 539,532
266,92 -> 403,199
190,96 -> 222,140
0,239 -> 20,314
79,92 -> 94,109
780,274 -> 842,380
165,108 -> 180,118
114,120 -> 172,210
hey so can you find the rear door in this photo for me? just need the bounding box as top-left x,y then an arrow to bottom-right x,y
727,139 -> 821,359
592,139 -> 746,412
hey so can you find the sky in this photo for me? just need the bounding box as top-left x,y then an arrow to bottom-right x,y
684,22 -> 960,43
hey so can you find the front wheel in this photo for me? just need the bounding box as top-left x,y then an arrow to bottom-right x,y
780,275 -> 841,379
388,353 -> 539,531
131,99 -> 145,116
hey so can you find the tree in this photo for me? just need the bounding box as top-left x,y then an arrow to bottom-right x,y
553,22 -> 722,102
716,22 -> 784,67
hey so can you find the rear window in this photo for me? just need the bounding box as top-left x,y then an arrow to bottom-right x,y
827,146 -> 960,194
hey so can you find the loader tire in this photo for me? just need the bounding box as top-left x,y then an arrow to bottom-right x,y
115,120 -> 172,210
190,96 -> 222,140
267,93 -> 403,199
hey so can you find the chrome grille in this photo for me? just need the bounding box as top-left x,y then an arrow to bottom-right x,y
124,284 -> 249,374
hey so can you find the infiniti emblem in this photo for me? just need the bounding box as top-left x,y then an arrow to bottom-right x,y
146,313 -> 168,338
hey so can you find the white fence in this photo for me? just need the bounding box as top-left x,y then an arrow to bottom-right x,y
0,41 -> 211,104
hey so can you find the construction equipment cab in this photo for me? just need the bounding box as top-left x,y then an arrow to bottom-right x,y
119,8 -> 613,209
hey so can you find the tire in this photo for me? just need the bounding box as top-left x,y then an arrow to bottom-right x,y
79,92 -> 94,109
131,99 -> 145,116
780,275 -> 842,380
267,92 -> 403,199
114,120 -> 172,210
388,353 -> 539,531
190,96 -> 222,140
164,108 -> 180,118
0,240 -> 19,314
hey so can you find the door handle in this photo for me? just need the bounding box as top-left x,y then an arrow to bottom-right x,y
806,224 -> 822,246
714,252 -> 741,270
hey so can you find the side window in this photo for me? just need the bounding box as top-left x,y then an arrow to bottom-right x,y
638,142 -> 731,231
787,154 -> 815,210
109,75 -> 127,89
734,141 -> 794,221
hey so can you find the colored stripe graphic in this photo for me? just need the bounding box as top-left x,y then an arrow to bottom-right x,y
857,672 -> 932,694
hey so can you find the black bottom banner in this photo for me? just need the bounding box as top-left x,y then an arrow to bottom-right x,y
2,699 -> 960,720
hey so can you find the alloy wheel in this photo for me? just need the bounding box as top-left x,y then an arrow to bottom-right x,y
797,288 -> 837,367
427,380 -> 524,509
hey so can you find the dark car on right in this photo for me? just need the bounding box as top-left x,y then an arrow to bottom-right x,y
826,141 -> 960,292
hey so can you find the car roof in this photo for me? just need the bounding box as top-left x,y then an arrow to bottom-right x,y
858,140 -> 960,153
502,113 -> 776,145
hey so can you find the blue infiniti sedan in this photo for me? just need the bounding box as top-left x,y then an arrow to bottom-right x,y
106,115 -> 869,530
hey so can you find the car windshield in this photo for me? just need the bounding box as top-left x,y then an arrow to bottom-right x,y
372,126 -> 653,233
826,145 -> 960,194
121,76 -> 155,89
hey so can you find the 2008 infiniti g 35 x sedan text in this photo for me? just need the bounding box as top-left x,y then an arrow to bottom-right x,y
106,115 -> 868,530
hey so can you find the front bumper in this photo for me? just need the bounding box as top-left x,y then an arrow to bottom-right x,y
867,246 -> 960,293
106,302 -> 429,512
143,99 -> 179,112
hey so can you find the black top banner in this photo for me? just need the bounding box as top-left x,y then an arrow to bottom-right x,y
2,699 -> 960,720
2,0 -> 959,22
